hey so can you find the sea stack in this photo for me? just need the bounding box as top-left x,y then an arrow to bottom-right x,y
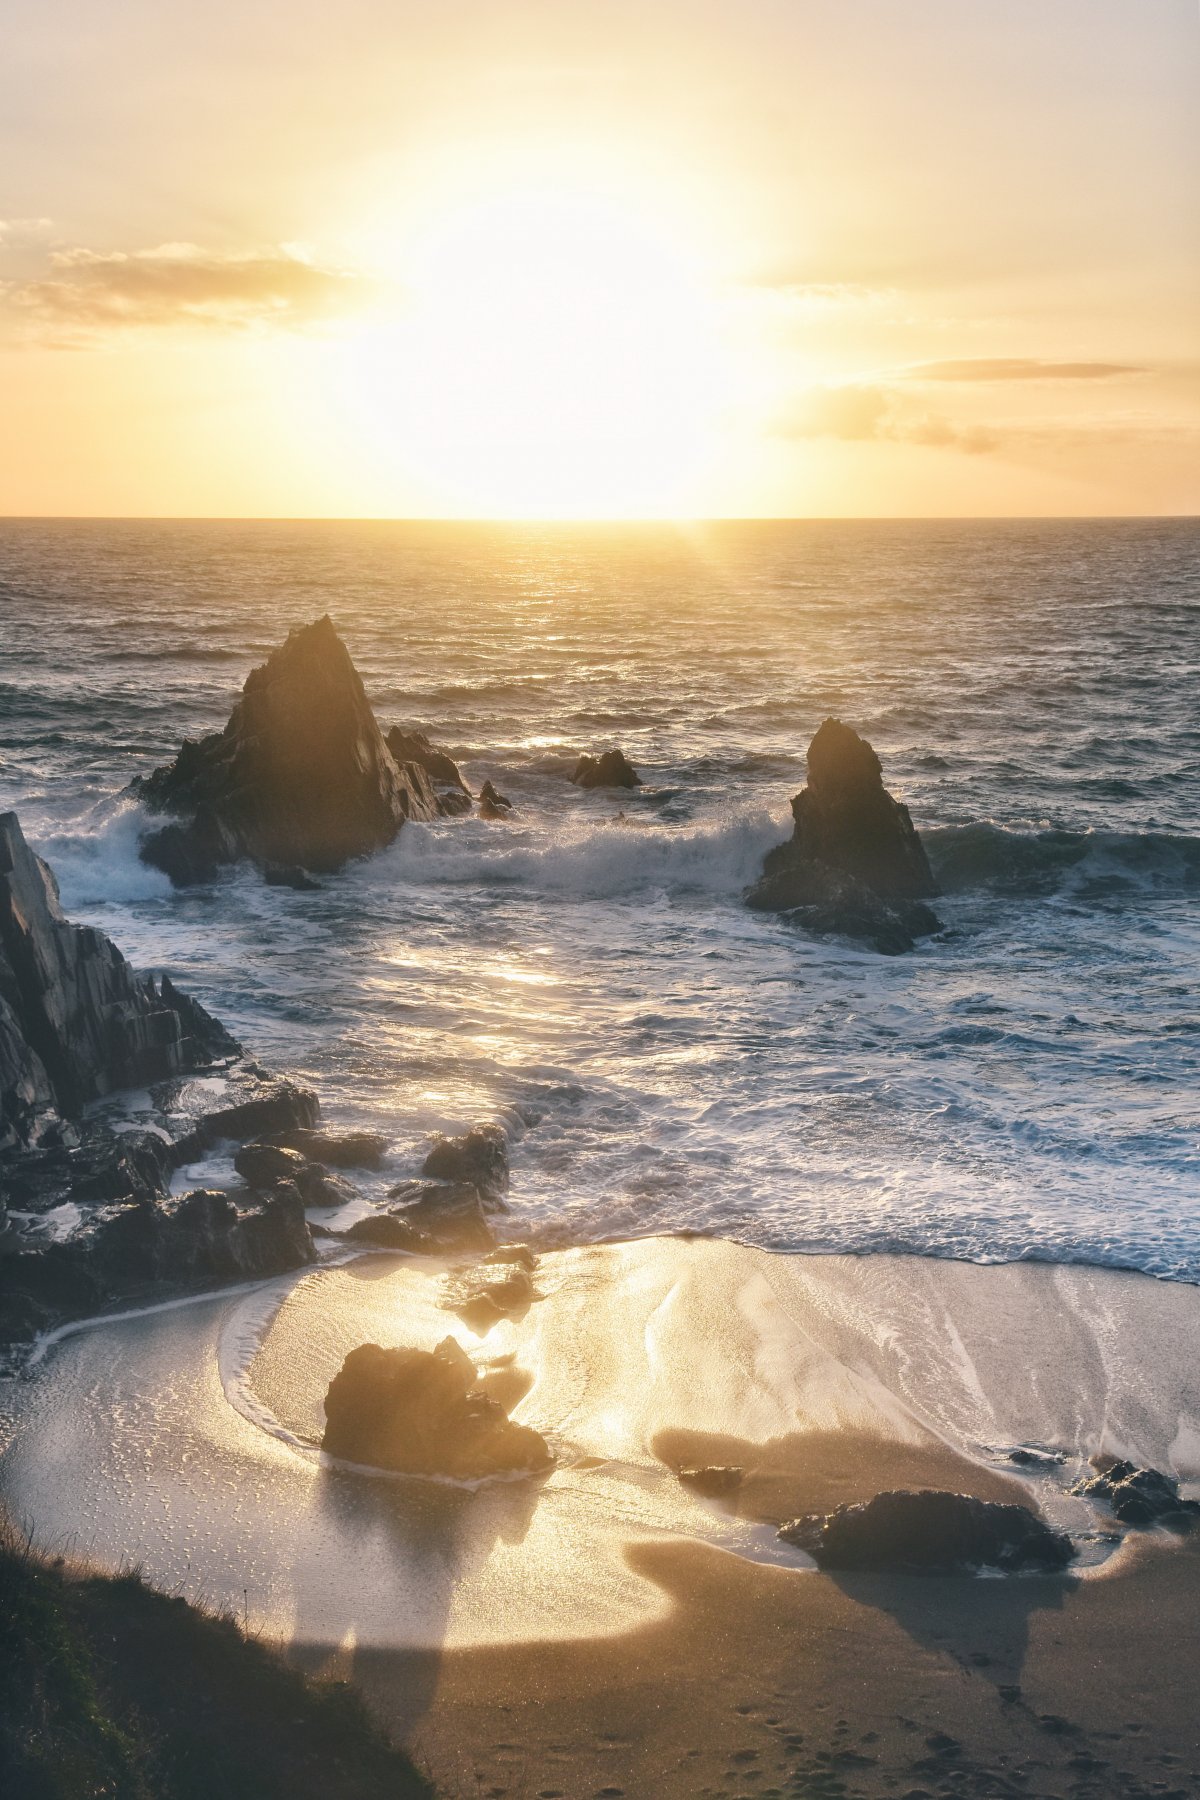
570,748 -> 642,790
134,615 -> 440,884
748,718 -> 940,953
0,811 -> 237,1153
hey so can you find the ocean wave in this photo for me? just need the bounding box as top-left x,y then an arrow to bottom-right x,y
28,800 -> 173,907
380,807 -> 786,901
927,821 -> 1200,898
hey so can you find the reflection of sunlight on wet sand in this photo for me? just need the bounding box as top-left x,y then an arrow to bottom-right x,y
2,1240 -> 1199,1659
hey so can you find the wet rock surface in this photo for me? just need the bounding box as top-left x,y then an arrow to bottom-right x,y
570,748 -> 642,789
446,1259 -> 537,1333
383,1180 -> 497,1253
779,1489 -> 1075,1574
1070,1459 -> 1200,1528
421,1124 -> 509,1203
678,1464 -> 744,1499
748,719 -> 941,952
478,780 -> 513,820
385,727 -> 473,816
1,812 -> 236,1154
134,615 -> 440,884
263,1127 -> 388,1169
322,1336 -> 553,1479
233,1140 -> 359,1209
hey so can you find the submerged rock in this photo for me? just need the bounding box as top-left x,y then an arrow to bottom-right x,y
447,1262 -> 536,1333
421,1124 -> 509,1203
678,1465 -> 744,1499
1070,1460 -> 1200,1528
385,727 -> 473,817
322,1337 -> 553,1479
478,780 -> 513,820
0,811 -> 236,1155
571,748 -> 642,790
747,719 -> 941,953
384,1180 -> 496,1253
134,615 -> 439,884
779,1489 -> 1075,1575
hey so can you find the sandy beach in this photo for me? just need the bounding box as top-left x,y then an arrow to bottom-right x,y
3,1238 -> 1199,1794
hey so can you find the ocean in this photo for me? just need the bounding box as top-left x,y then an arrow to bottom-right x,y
1,516 -> 1198,1279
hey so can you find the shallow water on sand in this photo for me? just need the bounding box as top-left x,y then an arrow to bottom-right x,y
1,517 -> 1199,1275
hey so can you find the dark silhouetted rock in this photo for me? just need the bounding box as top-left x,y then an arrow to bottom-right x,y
167,1077 -> 318,1167
135,615 -> 440,884
478,780 -> 513,820
779,1490 -> 1075,1574
265,1127 -> 388,1169
0,1186 -> 313,1344
233,1140 -> 358,1208
421,1124 -> 509,1203
748,719 -> 941,952
0,812 -> 237,1155
263,863 -> 321,891
322,1337 -> 553,1479
678,1465 -> 744,1499
571,749 -> 642,790
385,1180 -> 496,1252
385,727 -> 473,817
1070,1460 -> 1200,1528
342,1213 -> 432,1253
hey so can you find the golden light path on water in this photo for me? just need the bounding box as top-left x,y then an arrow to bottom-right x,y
3,1240 -> 1200,1657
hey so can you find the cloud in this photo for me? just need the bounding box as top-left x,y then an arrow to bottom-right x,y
782,383 -> 998,455
0,241 -> 373,341
908,357 -> 1145,383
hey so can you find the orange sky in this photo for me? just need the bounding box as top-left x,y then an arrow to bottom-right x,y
1,0 -> 1197,517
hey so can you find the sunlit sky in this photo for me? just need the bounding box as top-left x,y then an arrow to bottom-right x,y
2,0 -> 1197,518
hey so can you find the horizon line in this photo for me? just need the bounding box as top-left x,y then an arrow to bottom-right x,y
0,512 -> 1197,526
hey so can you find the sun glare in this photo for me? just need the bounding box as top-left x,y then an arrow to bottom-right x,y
337,186 -> 732,517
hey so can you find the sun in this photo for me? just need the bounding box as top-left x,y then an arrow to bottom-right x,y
336,184 -> 733,518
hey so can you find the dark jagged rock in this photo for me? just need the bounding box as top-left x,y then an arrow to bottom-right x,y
233,1140 -> 359,1208
384,1180 -> 496,1253
342,1213 -> 433,1253
571,749 -> 642,790
322,1337 -> 553,1479
778,1489 -> 1075,1574
385,728 -> 473,817
134,615 -> 440,885
0,1186 -> 313,1345
678,1465 -> 744,1499
748,719 -> 941,952
478,780 -> 513,820
0,812 -> 237,1155
167,1077 -> 319,1167
421,1124 -> 509,1203
264,1127 -> 388,1169
1070,1460 -> 1200,1529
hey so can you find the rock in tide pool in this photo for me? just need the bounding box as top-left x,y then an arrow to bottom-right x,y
134,615 -> 440,884
779,1490 -> 1075,1574
1070,1460 -> 1200,1529
322,1337 -> 553,1480
748,718 -> 941,953
421,1124 -> 509,1204
385,726 -> 473,816
570,748 -> 642,789
0,811 -> 236,1154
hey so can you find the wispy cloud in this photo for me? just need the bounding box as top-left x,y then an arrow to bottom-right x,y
0,241 -> 373,342
781,383 -> 998,455
907,357 -> 1145,383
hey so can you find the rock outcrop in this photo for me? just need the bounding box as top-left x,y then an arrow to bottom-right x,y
779,1489 -> 1074,1574
421,1124 -> 509,1202
0,812 -> 236,1154
134,616 -> 440,884
747,719 -> 941,953
571,749 -> 641,790
1070,1460 -> 1200,1529
322,1337 -> 553,1479
385,728 -> 472,817
478,780 -> 513,820
233,1140 -> 359,1208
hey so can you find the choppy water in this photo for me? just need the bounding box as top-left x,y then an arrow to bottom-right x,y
1,517 -> 1198,1277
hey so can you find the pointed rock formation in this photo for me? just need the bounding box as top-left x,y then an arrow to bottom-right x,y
748,719 -> 941,953
135,615 -> 440,884
0,812 -> 236,1153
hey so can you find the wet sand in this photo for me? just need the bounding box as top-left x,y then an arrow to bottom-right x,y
3,1238 -> 1199,1795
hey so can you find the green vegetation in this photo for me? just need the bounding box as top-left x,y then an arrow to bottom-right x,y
0,1522 -> 434,1800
